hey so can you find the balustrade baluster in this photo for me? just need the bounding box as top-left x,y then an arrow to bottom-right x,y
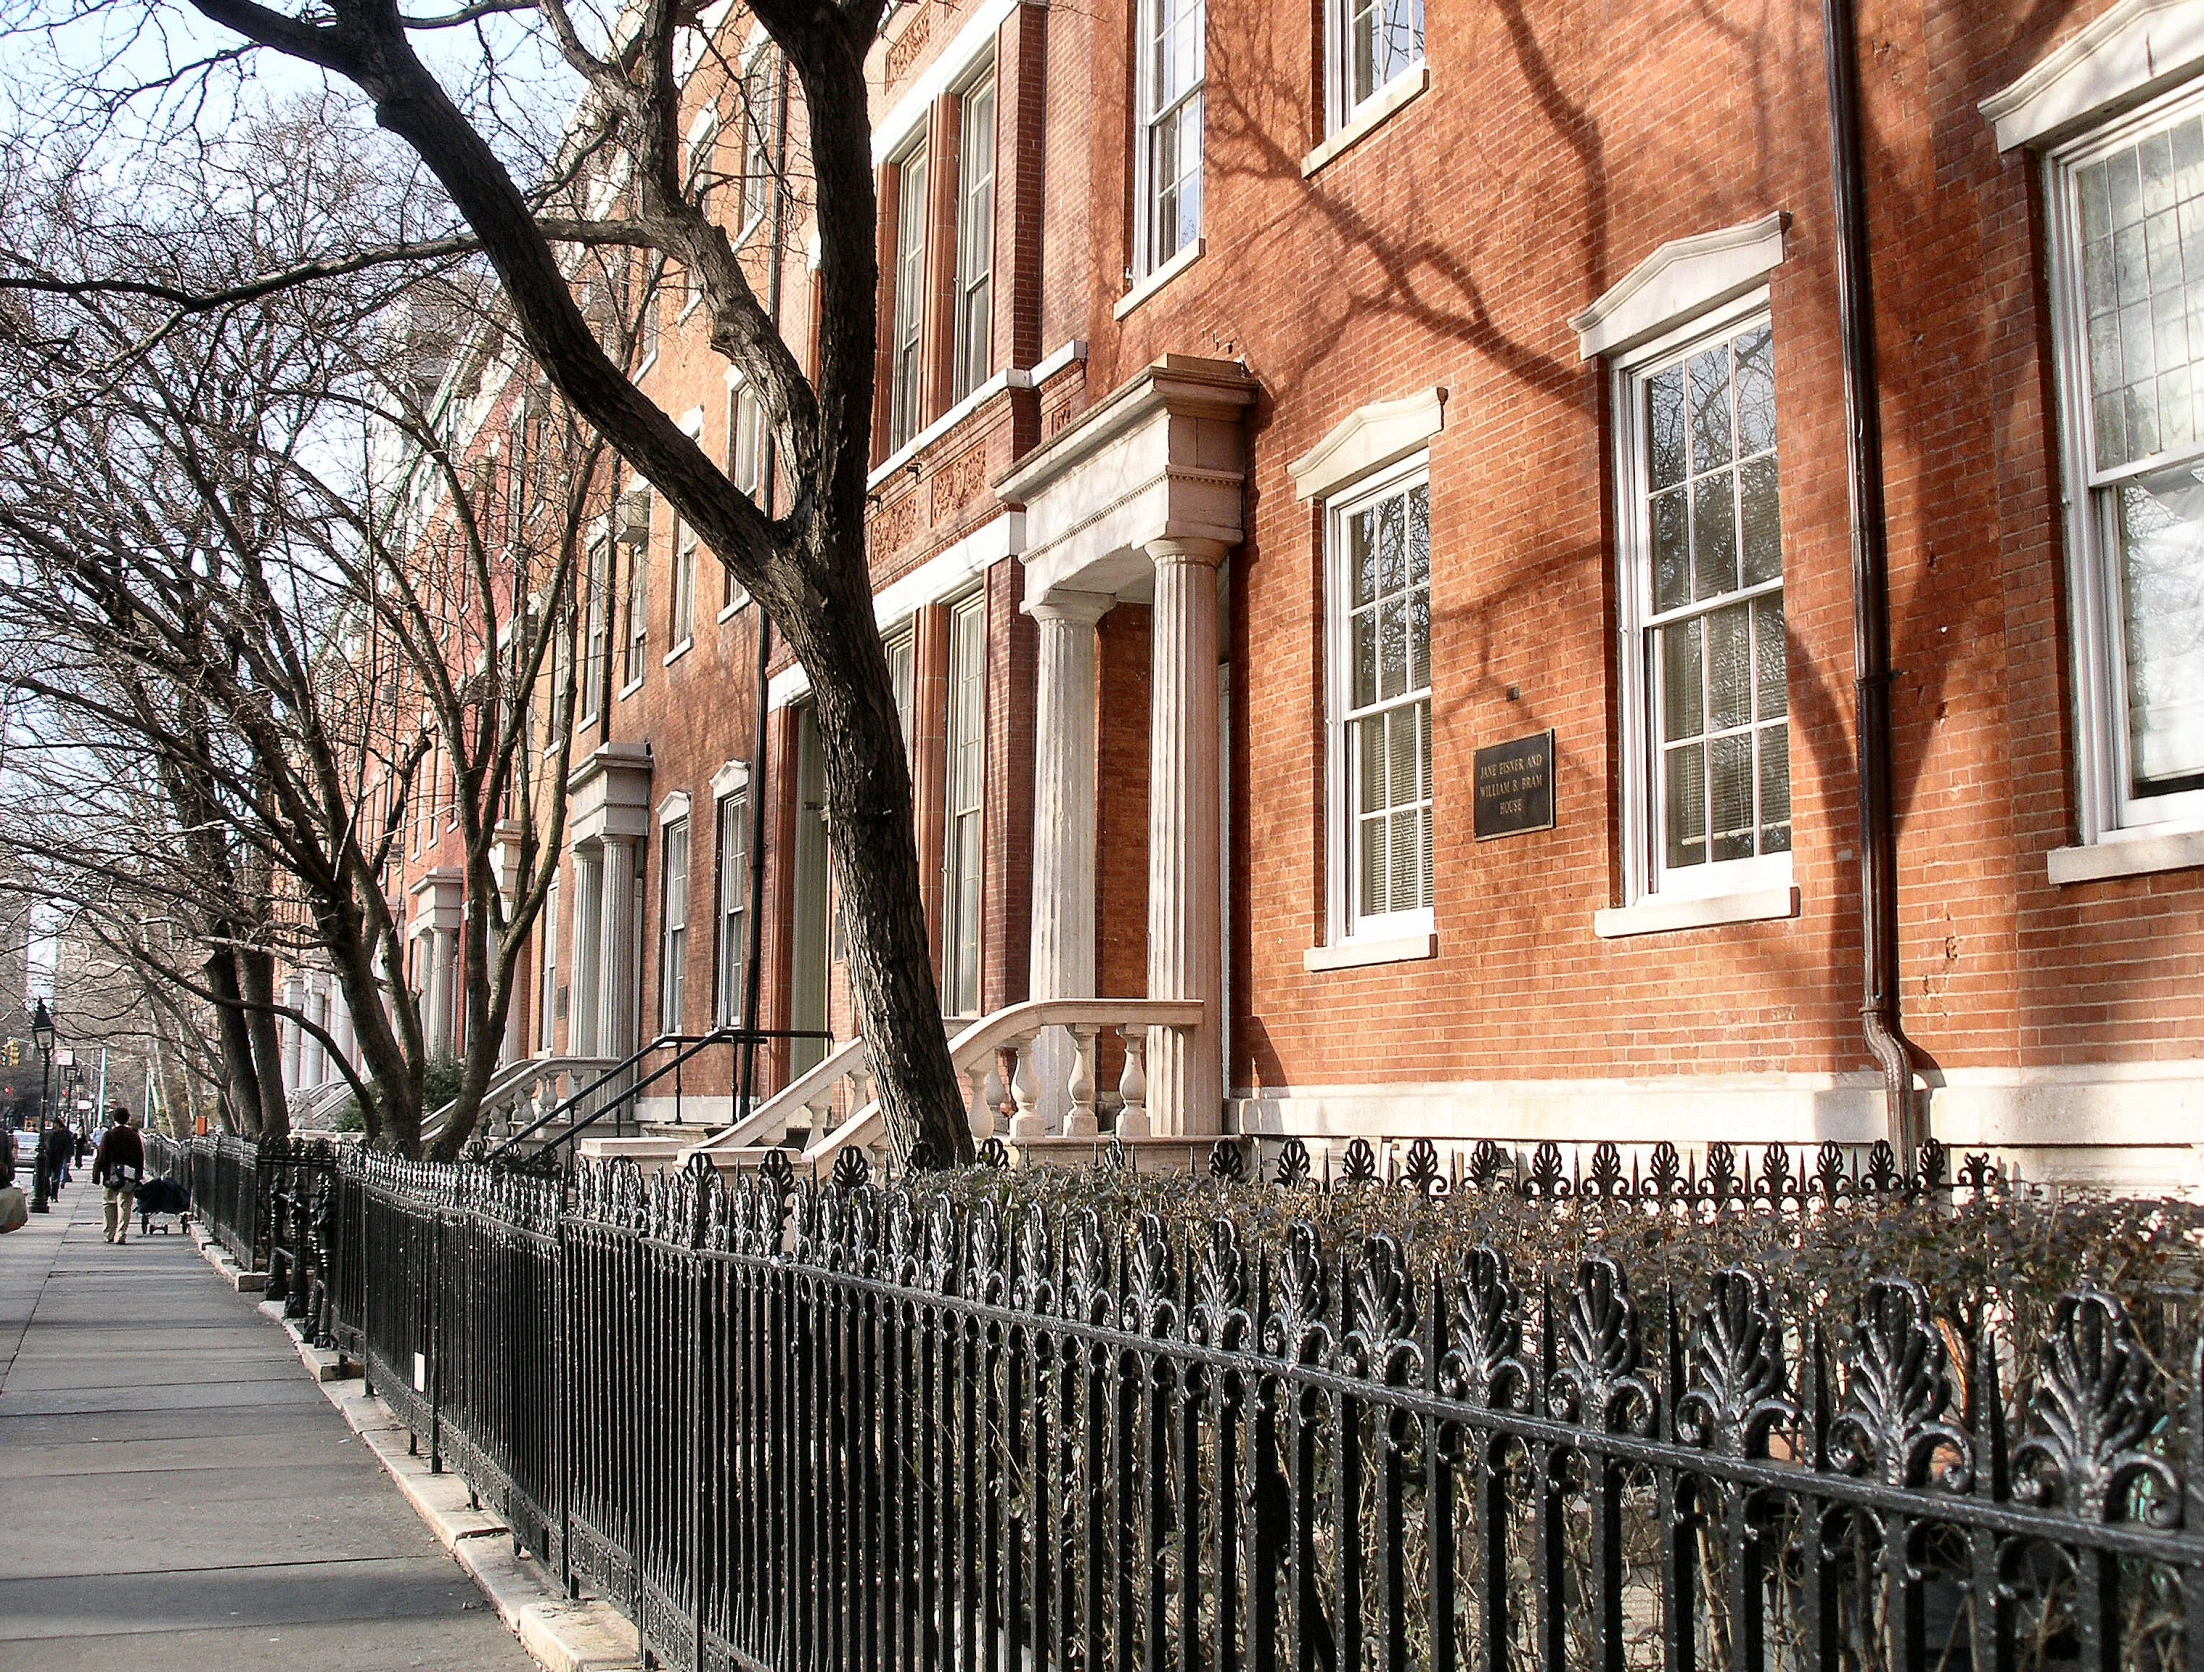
1067,1025 -> 1100,1139
1009,1034 -> 1044,1141
1117,1029 -> 1150,1139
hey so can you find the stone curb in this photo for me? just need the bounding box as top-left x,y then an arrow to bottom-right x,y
186,1223 -> 645,1671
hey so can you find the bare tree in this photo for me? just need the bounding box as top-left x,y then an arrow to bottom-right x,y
0,0 -> 977,1163
0,137 -> 611,1154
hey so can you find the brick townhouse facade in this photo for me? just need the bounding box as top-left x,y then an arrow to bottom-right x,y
292,0 -> 2204,1185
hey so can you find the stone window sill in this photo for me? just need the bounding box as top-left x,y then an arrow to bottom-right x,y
2048,827 -> 2204,884
1303,929 -> 1436,972
1114,239 -> 1205,322
663,638 -> 694,668
1593,885 -> 1799,940
617,677 -> 645,703
1302,64 -> 1430,178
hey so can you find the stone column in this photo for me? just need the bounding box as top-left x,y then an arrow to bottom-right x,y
570,848 -> 604,1057
280,976 -> 305,1095
330,986 -> 355,1076
597,834 -> 639,1062
1023,590 -> 1113,1137
1144,538 -> 1227,1136
426,926 -> 458,1057
300,979 -> 327,1089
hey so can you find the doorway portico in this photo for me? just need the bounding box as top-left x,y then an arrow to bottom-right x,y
996,356 -> 1257,1136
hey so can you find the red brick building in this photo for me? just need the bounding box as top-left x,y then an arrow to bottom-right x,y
334,0 -> 2204,1185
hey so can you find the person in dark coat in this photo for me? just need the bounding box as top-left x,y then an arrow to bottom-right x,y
42,1123 -> 71,1198
93,1108 -> 143,1244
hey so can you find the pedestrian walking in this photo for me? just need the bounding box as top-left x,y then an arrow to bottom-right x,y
94,1106 -> 143,1245
43,1122 -> 71,1198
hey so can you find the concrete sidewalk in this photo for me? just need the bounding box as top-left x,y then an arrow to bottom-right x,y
0,1175 -> 541,1670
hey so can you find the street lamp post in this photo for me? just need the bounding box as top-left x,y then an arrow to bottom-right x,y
29,1001 -> 53,1215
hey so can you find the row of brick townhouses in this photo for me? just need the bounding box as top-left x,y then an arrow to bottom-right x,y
285,0 -> 2204,1184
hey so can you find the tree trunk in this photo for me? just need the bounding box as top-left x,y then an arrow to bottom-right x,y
785,552 -> 973,1167
205,948 -> 266,1139
238,946 -> 292,1139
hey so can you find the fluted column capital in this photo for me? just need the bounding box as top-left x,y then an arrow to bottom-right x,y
1143,536 -> 1230,569
1024,588 -> 1117,628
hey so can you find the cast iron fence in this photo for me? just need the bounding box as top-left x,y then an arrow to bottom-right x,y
303,1135 -> 2204,1672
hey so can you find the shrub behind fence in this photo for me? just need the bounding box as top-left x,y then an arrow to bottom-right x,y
299,1141 -> 2204,1672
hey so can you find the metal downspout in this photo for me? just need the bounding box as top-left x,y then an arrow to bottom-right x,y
1822,0 -> 1926,1153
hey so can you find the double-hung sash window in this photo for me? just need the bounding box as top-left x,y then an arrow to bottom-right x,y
2047,87 -> 2204,839
1138,0 -> 1204,276
1330,0 -> 1422,133
942,593 -> 986,1016
952,67 -> 997,401
885,625 -> 917,765
889,143 -> 930,452
714,791 -> 749,1027
1328,459 -> 1433,940
659,818 -> 689,1035
540,875 -> 559,1051
672,518 -> 698,648
1619,307 -> 1790,900
622,490 -> 652,691
740,50 -> 778,236
581,537 -> 610,724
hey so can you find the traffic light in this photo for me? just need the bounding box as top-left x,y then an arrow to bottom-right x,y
0,1040 -> 20,1068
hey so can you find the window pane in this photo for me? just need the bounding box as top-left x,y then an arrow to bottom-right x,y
1652,488 -> 1689,611
1733,326 -> 1778,456
1378,492 -> 1406,594
1739,455 -> 1783,585
1665,743 -> 1706,870
2081,118 -> 2204,472
1350,507 -> 1378,605
1357,713 -> 1386,814
1648,366 -> 1687,490
1707,601 -> 1750,733
1708,732 -> 1755,863
1352,608 -> 1377,708
1388,808 -> 1419,914
2116,466 -> 2204,792
1357,811 -> 1386,918
1408,484 -> 1431,583
1759,726 -> 1792,853
1661,617 -> 1704,742
1692,469 -> 1738,599
1380,597 -> 1408,700
1688,344 -> 1733,471
1753,591 -> 1788,720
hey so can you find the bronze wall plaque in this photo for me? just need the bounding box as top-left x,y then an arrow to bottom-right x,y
1473,730 -> 1556,840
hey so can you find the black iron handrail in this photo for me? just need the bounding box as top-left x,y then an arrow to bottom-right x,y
482,1025 -> 834,1164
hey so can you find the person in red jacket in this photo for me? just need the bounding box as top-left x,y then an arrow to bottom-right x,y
93,1107 -> 144,1245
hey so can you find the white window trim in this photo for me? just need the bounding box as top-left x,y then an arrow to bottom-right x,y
1304,61 -> 1429,178
1571,212 -> 1789,362
663,638 -> 695,667
1318,0 -> 1426,145
1291,385 -> 1446,502
734,39 -> 777,248
871,0 -> 1023,167
2039,78 -> 2204,857
950,56 -> 999,402
1981,0 -> 2204,153
1114,237 -> 1205,320
1130,0 -> 1204,282
1608,289 -> 1797,919
1321,449 -> 1436,952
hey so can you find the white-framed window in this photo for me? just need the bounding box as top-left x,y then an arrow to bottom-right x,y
1328,0 -> 1422,133
1325,455 -> 1433,942
952,63 -> 997,402
1614,299 -> 1791,903
683,115 -> 717,318
1136,0 -> 1204,276
621,488 -> 652,691
888,140 -> 930,452
714,789 -> 750,1028
2045,82 -> 2204,843
539,874 -> 560,1051
884,623 -> 917,764
671,517 -> 698,649
739,48 -> 779,238
942,592 -> 986,1016
659,817 -> 689,1035
580,535 -> 609,725
729,380 -> 764,499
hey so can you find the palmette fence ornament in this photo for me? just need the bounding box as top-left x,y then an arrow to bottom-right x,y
312,1141 -> 2204,1672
